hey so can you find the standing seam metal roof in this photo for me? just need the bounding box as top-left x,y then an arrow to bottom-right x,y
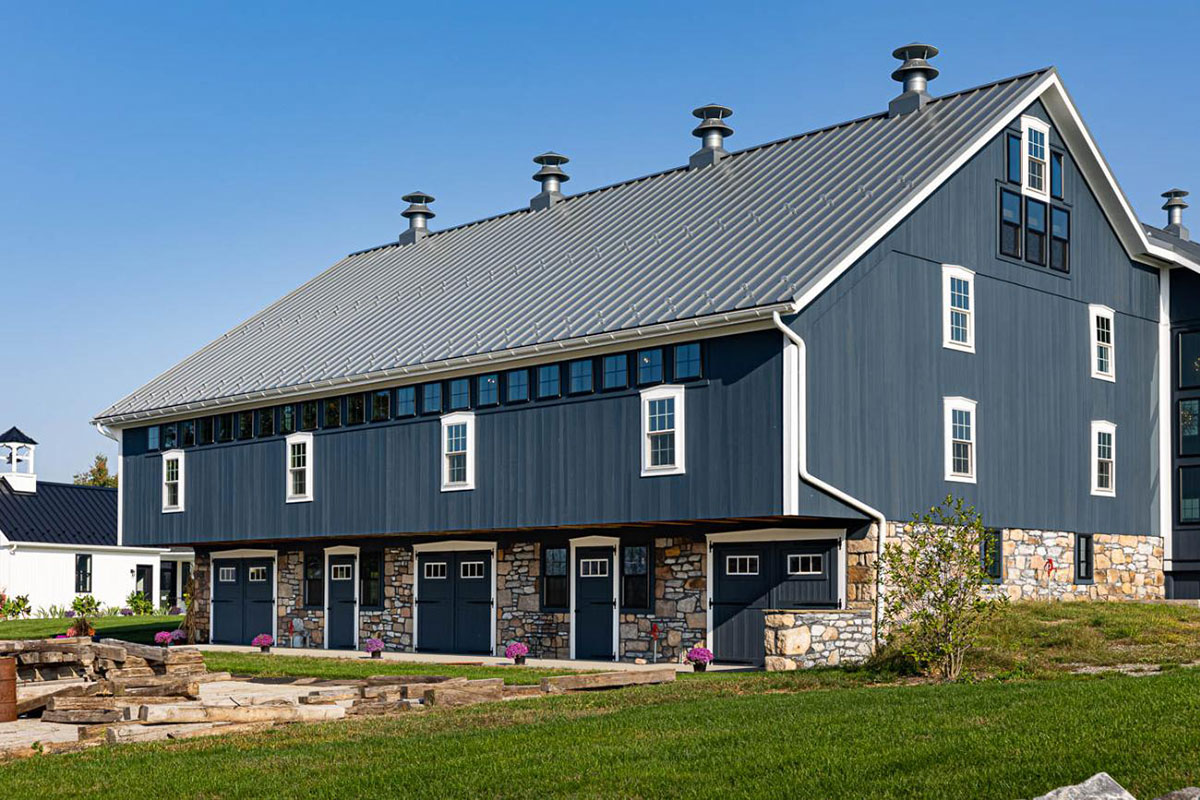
0,480 -> 118,547
97,68 -> 1053,421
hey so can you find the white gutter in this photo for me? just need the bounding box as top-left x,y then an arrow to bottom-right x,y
772,311 -> 888,639
7,541 -> 169,555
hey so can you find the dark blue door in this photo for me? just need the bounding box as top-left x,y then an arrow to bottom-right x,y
211,558 -> 274,646
574,546 -> 614,660
327,554 -> 357,650
417,551 -> 492,655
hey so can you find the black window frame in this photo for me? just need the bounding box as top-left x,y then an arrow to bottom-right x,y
180,419 -> 196,448
1180,466 -> 1200,524
1050,150 -> 1064,199
541,545 -> 569,611
1025,197 -> 1047,267
196,416 -> 213,446
346,393 -> 366,425
396,386 -> 416,417
980,529 -> 1003,583
299,401 -> 319,431
506,369 -> 530,403
536,364 -> 561,399
999,188 -> 1023,259
1050,206 -> 1070,273
360,550 -> 383,609
161,423 -> 178,449
449,378 -> 471,411
673,343 -> 702,381
303,552 -> 324,608
370,389 -> 391,422
74,553 -> 92,594
421,383 -> 443,415
1005,132 -> 1022,184
323,397 -> 342,429
216,412 -> 235,442
236,410 -> 255,440
602,354 -> 628,391
620,542 -> 653,611
477,374 -> 500,407
637,348 -> 664,385
278,405 -> 296,436
147,425 -> 160,451
1074,533 -> 1094,584
1180,399 -> 1200,457
257,409 -> 275,438
568,359 -> 594,395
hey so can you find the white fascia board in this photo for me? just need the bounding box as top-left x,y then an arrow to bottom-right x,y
6,541 -> 170,555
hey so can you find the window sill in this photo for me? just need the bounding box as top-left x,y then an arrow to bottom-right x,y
1075,578 -> 1095,586
441,483 -> 475,493
1091,371 -> 1116,383
1090,489 -> 1116,498
286,496 -> 313,504
945,474 -> 976,484
943,341 -> 975,355
162,507 -> 184,514
641,466 -> 685,478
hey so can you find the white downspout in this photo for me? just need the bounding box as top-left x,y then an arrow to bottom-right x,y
772,311 -> 888,640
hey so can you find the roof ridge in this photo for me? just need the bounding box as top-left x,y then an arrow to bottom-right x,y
33,480 -> 118,493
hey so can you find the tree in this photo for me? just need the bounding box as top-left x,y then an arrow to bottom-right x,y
73,454 -> 118,488
879,495 -> 1005,681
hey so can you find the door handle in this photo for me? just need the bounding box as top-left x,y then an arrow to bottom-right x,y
611,599 -> 617,608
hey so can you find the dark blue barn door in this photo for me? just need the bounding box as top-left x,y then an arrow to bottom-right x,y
416,551 -> 492,655
211,557 -> 274,646
326,554 -> 357,650
574,546 -> 615,660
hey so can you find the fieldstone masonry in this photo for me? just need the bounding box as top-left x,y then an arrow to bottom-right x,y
190,551 -> 211,643
276,550 -> 324,648
359,546 -> 413,651
763,609 -> 874,670
496,541 -> 568,658
619,536 -> 707,662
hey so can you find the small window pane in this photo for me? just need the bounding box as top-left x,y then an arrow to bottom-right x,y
674,343 -> 701,380
248,566 -> 267,583
218,566 -> 236,583
300,401 -> 318,431
180,420 -> 196,448
147,426 -> 160,451
279,406 -> 296,435
422,383 -> 442,414
258,410 -> 275,437
1050,207 -> 1070,273
537,365 -> 560,399
1181,333 -> 1200,389
1075,534 -> 1094,582
237,411 -> 255,439
360,552 -> 382,607
506,369 -> 529,402
543,546 -> 568,609
621,544 -> 650,610
449,378 -> 470,410
544,547 -> 567,576
477,374 -> 499,406
347,394 -> 366,425
1050,151 -> 1064,198
569,360 -> 593,394
331,564 -> 352,581
787,554 -> 824,576
162,424 -> 178,449
726,555 -> 759,576
602,355 -> 628,390
1025,199 -> 1047,266
216,413 -> 234,442
423,561 -> 448,580
1000,190 -> 1022,259
1006,133 -> 1022,184
371,390 -> 391,422
304,553 -> 324,607
1181,400 -> 1200,456
981,530 -> 1002,580
396,386 -> 416,417
637,349 -> 663,385
323,398 -> 342,428
196,417 -> 213,445
1182,467 -> 1200,524
460,561 -> 485,579
580,558 -> 609,578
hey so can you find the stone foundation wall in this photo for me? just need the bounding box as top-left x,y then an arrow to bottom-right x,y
619,536 -> 707,663
276,550 -> 324,648
846,524 -> 879,613
496,541 -> 568,659
189,551 -> 211,644
359,546 -> 413,651
764,609 -> 874,670
996,529 -> 1164,601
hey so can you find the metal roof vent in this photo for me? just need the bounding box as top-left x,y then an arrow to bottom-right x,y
689,104 -> 733,169
888,43 -> 939,118
399,191 -> 435,245
531,152 -> 570,211
1163,188 -> 1190,241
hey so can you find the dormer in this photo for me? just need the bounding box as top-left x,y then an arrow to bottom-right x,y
0,426 -> 38,493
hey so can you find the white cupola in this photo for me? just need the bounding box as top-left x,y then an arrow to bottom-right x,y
0,426 -> 38,493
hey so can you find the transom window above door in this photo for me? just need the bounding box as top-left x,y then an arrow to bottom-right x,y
726,555 -> 759,575
579,558 -> 609,578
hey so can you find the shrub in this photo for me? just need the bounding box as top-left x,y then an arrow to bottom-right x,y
71,595 -> 101,617
1,595 -> 31,619
879,495 -> 1006,681
504,641 -> 529,660
685,646 -> 714,664
125,591 -> 155,616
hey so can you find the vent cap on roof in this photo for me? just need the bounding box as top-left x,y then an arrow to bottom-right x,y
689,104 -> 733,169
531,152 -> 570,211
1163,188 -> 1190,241
888,43 -> 939,117
399,192 -> 436,245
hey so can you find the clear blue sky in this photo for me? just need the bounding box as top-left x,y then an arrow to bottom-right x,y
3,1 -> 1196,481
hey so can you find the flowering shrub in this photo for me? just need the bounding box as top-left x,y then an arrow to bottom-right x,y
251,634 -> 274,648
154,631 -> 174,645
65,610 -> 77,618
504,641 -> 529,660
171,630 -> 187,644
168,606 -> 182,616
685,646 -> 714,664
363,638 -> 385,654
120,608 -> 133,616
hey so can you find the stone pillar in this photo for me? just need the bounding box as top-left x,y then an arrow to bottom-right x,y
496,541 -> 568,658
189,551 -> 211,644
619,536 -> 707,663
359,546 -> 413,651
276,550 -> 324,648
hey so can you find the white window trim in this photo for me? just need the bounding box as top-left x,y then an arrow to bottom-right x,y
285,432 -> 314,503
161,449 -> 185,513
1021,116 -> 1050,199
1089,304 -> 1115,382
943,396 -> 978,484
640,384 -> 686,477
1091,420 -> 1117,497
942,264 -> 975,353
440,411 -> 476,492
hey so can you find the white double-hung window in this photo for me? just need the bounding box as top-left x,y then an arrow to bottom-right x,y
640,385 -> 685,476
942,264 -> 975,353
944,397 -> 977,483
441,412 -> 475,491
1089,304 -> 1115,381
161,450 -> 185,513
285,432 -> 313,503
1091,421 -> 1116,497
1022,116 -> 1050,197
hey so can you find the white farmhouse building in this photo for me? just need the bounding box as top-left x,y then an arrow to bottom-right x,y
0,427 -> 193,613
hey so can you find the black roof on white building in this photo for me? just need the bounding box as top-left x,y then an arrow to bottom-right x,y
0,479 -> 118,547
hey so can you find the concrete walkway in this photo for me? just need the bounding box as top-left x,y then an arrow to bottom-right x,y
196,644 -> 747,673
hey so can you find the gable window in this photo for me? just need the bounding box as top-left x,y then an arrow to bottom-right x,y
506,369 -> 530,402
641,385 -> 685,476
1022,117 -> 1049,196
537,365 -> 560,399
944,397 -> 977,483
603,354 -> 628,390
371,390 -> 391,422
1091,421 -> 1116,497
299,402 -> 318,431
1025,198 -> 1047,266
162,450 -> 185,513
1050,207 -> 1070,273
477,374 -> 499,407
279,405 -> 296,436
422,383 -> 442,415
449,378 -> 470,410
396,386 -> 416,417
542,545 -> 568,609
637,349 -> 664,385
441,412 -> 475,491
323,398 -> 342,429
162,423 -> 178,450
237,411 -> 255,439
568,360 -> 593,394
75,554 -> 92,594
1090,305 -> 1115,381
1180,400 -> 1200,456
1180,466 -> 1200,523
1006,133 -> 1022,184
258,408 -> 275,437
360,551 -> 382,608
980,529 -> 1002,582
286,432 -> 313,503
304,552 -> 323,608
1050,151 -> 1064,199
621,543 -> 651,610
147,426 -> 160,451
942,265 -> 975,353
180,419 -> 196,448
1075,534 -> 1094,583
999,190 -> 1023,258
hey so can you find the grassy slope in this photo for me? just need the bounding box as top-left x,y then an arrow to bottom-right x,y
202,652 -> 589,685
0,615 -> 183,645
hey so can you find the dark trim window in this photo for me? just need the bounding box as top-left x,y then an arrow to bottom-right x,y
620,543 -> 651,610
568,360 -> 593,394
161,423 -> 178,449
371,389 -> 391,422
1180,332 -> 1200,389
74,554 -> 92,594
1025,198 -> 1047,266
1181,466 -> 1200,524
477,374 -> 499,406
449,378 -> 471,410
147,425 -> 160,451
1000,189 -> 1022,259
422,383 -> 442,414
1181,399 -> 1200,456
1050,207 -> 1070,273
347,393 -> 366,425
323,398 -> 342,428
236,411 -> 254,439
300,401 -> 318,431
674,343 -> 701,380
1075,533 -> 1094,583
537,365 -> 560,399
196,418 -> 213,446
217,413 -> 235,442
360,551 -> 382,608
397,386 -> 416,417
257,409 -> 274,438
1050,151 -> 1064,199
637,349 -> 664,385
506,369 -> 530,403
180,419 -> 196,448
542,545 -> 568,610
1006,133 -> 1022,184
304,552 -> 324,608
980,530 -> 1002,582
602,354 -> 628,390
279,405 -> 296,435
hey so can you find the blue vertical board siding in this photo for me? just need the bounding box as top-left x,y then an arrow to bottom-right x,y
121,331 -> 783,546
791,100 -> 1160,536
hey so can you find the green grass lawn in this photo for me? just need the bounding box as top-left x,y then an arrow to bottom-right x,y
0,615 -> 183,645
203,651 -> 592,685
